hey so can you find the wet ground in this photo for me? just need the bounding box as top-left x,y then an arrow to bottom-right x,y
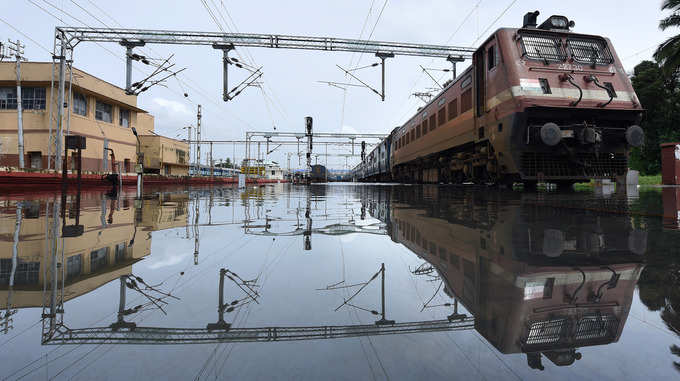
1,183 -> 679,380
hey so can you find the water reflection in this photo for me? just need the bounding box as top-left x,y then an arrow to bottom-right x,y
3,184 -> 680,379
364,186 -> 646,371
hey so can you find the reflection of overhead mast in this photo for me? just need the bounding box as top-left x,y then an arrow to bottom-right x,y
42,267 -> 475,345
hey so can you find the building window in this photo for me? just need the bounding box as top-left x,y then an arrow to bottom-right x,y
0,87 -> 46,110
115,243 -> 127,263
0,258 -> 39,285
90,247 -> 109,273
177,150 -> 186,164
73,92 -> 87,116
95,100 -> 113,123
66,254 -> 82,279
0,87 -> 17,109
119,108 -> 130,127
22,87 -> 46,110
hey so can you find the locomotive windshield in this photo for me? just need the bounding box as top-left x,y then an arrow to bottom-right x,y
566,37 -> 614,65
519,31 -> 614,66
519,33 -> 567,62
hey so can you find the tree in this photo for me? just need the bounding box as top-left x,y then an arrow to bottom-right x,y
655,0 -> 680,76
629,60 -> 680,174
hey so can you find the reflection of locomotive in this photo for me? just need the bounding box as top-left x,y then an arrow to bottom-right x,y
353,12 -> 644,186
365,187 -> 646,370
309,165 -> 327,182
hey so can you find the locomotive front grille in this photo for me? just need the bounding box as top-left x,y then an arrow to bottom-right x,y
526,318 -> 569,345
520,152 -> 627,179
523,314 -> 619,349
574,314 -> 619,341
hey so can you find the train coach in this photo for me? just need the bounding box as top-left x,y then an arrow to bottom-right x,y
361,11 -> 645,187
361,134 -> 394,182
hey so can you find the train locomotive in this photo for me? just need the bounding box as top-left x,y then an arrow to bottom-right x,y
354,11 -> 644,187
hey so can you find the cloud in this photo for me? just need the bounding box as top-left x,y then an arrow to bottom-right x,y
143,97 -> 194,135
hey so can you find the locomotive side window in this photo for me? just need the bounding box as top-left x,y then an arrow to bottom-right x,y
567,37 -> 614,66
438,107 -> 446,126
416,124 -> 421,139
488,45 -> 498,70
422,122 -> 428,136
423,119 -> 429,133
448,99 -> 458,120
429,115 -> 436,131
519,33 -> 567,62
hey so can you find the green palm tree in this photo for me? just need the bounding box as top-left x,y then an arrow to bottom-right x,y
655,0 -> 680,75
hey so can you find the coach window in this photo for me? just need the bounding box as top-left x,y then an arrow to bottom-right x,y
438,107 -> 446,126
448,99 -> 458,120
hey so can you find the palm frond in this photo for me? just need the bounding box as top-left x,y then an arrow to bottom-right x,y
662,0 -> 680,11
661,13 -> 680,30
655,35 -> 680,75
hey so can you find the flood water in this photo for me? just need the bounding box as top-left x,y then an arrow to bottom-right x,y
1,183 -> 680,380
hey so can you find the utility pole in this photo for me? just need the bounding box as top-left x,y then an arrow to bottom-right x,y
187,124 -> 192,175
305,117 -> 313,184
8,40 -> 25,168
196,105 -> 202,173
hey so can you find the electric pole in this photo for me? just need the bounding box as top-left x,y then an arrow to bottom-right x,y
196,105 -> 202,171
187,125 -> 192,174
8,40 -> 25,168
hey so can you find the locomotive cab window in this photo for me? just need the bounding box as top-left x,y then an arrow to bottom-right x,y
567,37 -> 614,66
519,32 -> 567,63
487,45 -> 498,71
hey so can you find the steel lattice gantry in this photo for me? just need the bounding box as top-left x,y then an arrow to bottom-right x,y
57,27 -> 474,58
43,318 -> 475,345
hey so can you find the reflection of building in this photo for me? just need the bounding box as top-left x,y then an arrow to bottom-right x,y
0,62 -> 154,173
365,187 -> 646,370
138,135 -> 189,176
0,197 -> 151,311
140,192 -> 190,231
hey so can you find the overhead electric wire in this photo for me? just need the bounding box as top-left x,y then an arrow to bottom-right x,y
0,15 -> 52,55
470,0 -> 519,46
390,0 -> 482,126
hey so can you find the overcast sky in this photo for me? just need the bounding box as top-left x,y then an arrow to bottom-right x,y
1,0 -> 674,169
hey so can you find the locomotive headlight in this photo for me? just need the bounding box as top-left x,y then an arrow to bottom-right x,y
625,125 -> 644,147
540,123 -> 562,146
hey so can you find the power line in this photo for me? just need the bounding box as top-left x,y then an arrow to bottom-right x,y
0,16 -> 52,55
470,0 -> 519,46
